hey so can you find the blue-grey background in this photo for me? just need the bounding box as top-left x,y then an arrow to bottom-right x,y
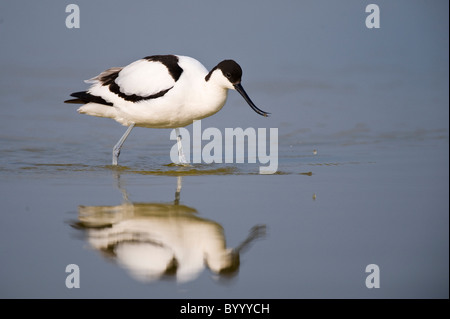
0,0 -> 448,298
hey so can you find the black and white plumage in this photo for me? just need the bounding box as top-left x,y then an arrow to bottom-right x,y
65,54 -> 269,165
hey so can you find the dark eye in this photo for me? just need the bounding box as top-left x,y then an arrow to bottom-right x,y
225,72 -> 232,78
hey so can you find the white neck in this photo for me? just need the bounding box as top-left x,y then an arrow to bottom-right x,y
197,71 -> 230,118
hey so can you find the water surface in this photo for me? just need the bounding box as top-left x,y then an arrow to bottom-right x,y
0,0 -> 448,299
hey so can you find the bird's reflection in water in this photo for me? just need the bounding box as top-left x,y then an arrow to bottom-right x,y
74,174 -> 266,283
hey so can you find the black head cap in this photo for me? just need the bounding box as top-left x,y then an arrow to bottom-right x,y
216,60 -> 242,84
205,59 -> 270,117
205,60 -> 242,84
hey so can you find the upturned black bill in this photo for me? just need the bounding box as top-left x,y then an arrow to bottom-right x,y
234,83 -> 270,117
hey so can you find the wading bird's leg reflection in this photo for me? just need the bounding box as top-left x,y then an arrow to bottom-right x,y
113,171 -> 131,204
112,123 -> 135,166
174,176 -> 182,205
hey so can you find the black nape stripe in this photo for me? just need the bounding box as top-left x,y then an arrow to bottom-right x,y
65,91 -> 113,106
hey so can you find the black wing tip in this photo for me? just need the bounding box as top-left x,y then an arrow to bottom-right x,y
64,91 -> 113,106
70,91 -> 88,99
64,98 -> 84,104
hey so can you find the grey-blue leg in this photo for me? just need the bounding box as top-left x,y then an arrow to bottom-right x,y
112,123 -> 135,166
175,127 -> 187,164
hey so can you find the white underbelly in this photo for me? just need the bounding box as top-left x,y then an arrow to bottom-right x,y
113,96 -> 225,128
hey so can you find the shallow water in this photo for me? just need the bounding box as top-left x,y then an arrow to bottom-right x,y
1,104 -> 447,298
0,1 -> 448,299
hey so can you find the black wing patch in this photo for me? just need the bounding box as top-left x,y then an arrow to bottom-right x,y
103,70 -> 173,102
100,56 -> 182,103
143,55 -> 183,81
65,55 -> 184,105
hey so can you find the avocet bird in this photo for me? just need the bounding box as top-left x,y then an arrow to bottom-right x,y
65,55 -> 270,165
